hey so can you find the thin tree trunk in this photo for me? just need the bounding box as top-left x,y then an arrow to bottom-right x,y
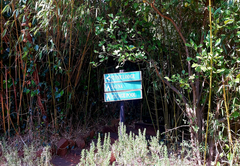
5,66 -> 10,138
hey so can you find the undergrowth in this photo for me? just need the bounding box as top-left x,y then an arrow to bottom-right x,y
78,124 -> 196,166
0,124 -> 239,166
0,139 -> 52,166
78,124 -> 240,166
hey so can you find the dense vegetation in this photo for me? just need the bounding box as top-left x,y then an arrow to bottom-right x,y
0,0 -> 239,165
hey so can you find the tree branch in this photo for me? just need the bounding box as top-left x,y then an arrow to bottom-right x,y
147,2 -> 192,76
152,60 -> 188,105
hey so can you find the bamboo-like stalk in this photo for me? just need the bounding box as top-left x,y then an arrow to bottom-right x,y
169,35 -> 178,140
11,2 -> 23,132
8,52 -> 11,131
53,0 -> 61,51
159,13 -> 169,131
66,0 -> 74,117
139,65 -> 156,133
17,53 -> 22,133
173,94 -> 177,141
74,29 -> 92,88
43,2 -> 57,130
10,75 -> 18,128
158,49 -> 166,137
162,83 -> 169,129
53,0 -> 63,128
0,0 -> 2,55
29,91 -> 33,140
0,0 -> 6,134
17,64 -> 27,125
15,54 -> 19,132
84,48 -> 93,130
0,80 -> 5,134
5,66 -> 10,138
153,79 -> 159,131
222,76 -> 233,151
204,0 -> 213,164
48,53 -> 57,131
46,23 -> 58,131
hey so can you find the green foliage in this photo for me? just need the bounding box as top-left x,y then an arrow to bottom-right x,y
183,0 -> 240,122
0,0 -> 239,164
0,141 -> 52,166
78,124 -> 198,165
94,1 -> 161,68
78,133 -> 111,166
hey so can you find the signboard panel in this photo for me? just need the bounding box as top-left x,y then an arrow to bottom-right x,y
104,81 -> 142,92
104,71 -> 141,83
104,90 -> 142,102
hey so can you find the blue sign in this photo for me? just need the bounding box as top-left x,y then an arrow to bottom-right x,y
104,81 -> 142,92
104,71 -> 141,83
104,90 -> 142,102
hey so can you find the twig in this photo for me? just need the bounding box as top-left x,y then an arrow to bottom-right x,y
20,136 -> 28,148
161,125 -> 190,135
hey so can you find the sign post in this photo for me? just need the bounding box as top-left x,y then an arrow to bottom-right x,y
104,71 -> 142,102
104,70 -> 143,125
119,70 -> 124,123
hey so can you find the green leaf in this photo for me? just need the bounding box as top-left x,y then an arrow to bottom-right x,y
196,66 -> 201,72
22,51 -> 28,60
180,83 -> 185,88
55,81 -> 60,87
234,78 -> 240,83
215,38 -> 221,47
225,10 -> 231,15
224,19 -> 234,25
227,153 -> 233,161
191,63 -> 198,68
214,7 -> 221,16
2,4 -> 10,14
108,14 -> 113,18
186,57 -> 192,61
129,45 -> 136,50
189,75 -> 195,80
216,69 -> 225,73
31,90 -> 38,97
133,3 -> 138,9
26,89 -> 30,94
194,43 -> 198,51
164,76 -> 171,81
190,39 -> 194,46
236,73 -> 240,78
55,90 -> 64,98
26,42 -> 32,48
1,29 -> 7,37
18,34 -> 24,43
231,111 -> 240,119
201,66 -> 207,72
60,90 -> 64,96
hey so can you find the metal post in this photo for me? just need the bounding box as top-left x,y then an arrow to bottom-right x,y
119,69 -> 125,124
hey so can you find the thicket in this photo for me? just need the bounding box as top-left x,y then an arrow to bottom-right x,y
0,0 -> 239,165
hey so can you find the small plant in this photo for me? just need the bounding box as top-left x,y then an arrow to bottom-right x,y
113,124 -> 150,165
78,133 -> 111,166
0,140 -> 52,166
78,124 -> 197,166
